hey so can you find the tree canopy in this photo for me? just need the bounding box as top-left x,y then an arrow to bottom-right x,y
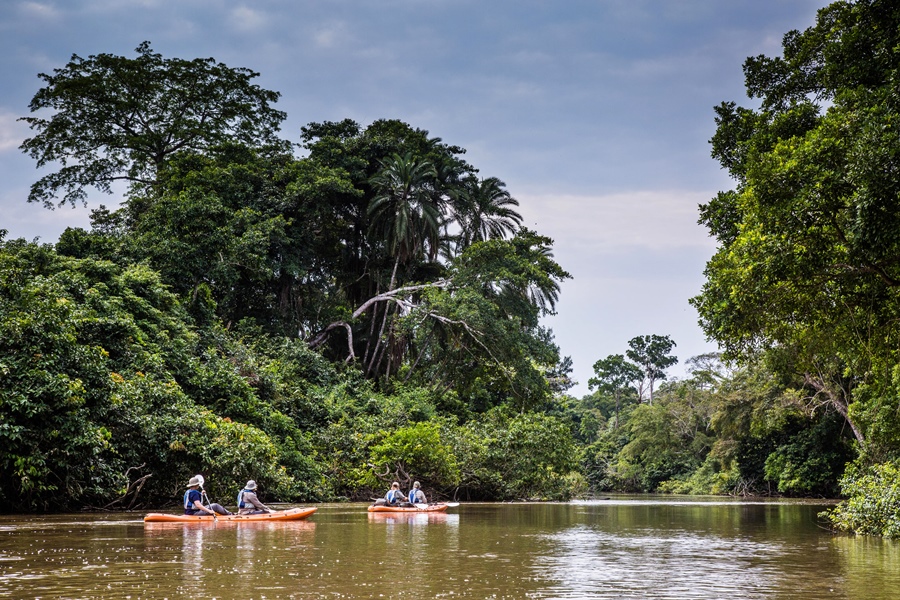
625,334 -> 677,404
691,0 -> 900,453
5,45 -> 582,511
11,33 -> 896,529
20,42 -> 286,209
690,0 -> 900,534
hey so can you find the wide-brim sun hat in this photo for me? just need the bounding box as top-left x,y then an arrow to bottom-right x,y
187,476 -> 202,488
245,480 -> 257,490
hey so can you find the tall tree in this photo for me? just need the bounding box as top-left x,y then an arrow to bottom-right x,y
588,354 -> 643,429
300,119 -> 475,311
626,335 -> 678,405
691,0 -> 900,452
368,152 -> 442,284
20,42 -> 286,209
364,153 -> 442,376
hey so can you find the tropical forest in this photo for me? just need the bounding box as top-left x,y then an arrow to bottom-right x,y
3,0 -> 900,539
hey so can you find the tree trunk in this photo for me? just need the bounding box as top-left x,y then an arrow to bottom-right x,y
367,256 -> 401,376
802,373 -> 865,449
614,391 -> 620,430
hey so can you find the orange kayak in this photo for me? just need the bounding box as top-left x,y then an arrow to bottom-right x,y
368,503 -> 449,513
144,507 -> 317,523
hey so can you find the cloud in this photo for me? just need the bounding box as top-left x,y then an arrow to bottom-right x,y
229,5 -> 267,33
81,0 -> 165,10
517,190 -> 716,254
522,190 -> 720,394
0,184 -> 93,243
0,110 -> 28,153
17,1 -> 62,20
311,20 -> 351,49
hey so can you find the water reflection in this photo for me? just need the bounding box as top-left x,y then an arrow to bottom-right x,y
529,501 -> 900,599
534,523 -> 784,598
366,511 -> 459,526
2,501 -> 900,599
830,534 -> 900,597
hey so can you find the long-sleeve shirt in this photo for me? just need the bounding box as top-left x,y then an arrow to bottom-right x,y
238,490 -> 271,514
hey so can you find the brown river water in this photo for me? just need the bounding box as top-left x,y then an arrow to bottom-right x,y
2,498 -> 899,599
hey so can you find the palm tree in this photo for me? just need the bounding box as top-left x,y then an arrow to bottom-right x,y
365,152 -> 441,376
454,176 -> 523,250
368,152 -> 441,287
492,233 -> 563,318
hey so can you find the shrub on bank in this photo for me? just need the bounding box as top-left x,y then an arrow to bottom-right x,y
822,461 -> 900,538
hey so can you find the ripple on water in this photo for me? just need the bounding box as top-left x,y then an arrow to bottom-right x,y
530,524 -> 832,599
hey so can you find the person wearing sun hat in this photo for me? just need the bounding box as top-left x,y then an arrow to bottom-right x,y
183,475 -> 232,515
237,480 -> 273,515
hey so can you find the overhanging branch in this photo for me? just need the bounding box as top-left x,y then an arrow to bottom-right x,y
307,279 -> 452,360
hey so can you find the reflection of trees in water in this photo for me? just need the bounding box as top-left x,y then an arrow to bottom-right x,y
362,513 -> 462,594
142,521 -> 318,596
830,535 -> 900,597
181,525 -> 206,594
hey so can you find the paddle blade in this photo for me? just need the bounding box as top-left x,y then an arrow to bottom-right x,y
445,502 -> 460,507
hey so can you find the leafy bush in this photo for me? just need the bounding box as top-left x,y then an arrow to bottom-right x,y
455,408 -> 579,500
364,420 -> 461,492
0,241 -> 312,511
658,452 -> 741,495
762,413 -> 852,497
822,461 -> 900,538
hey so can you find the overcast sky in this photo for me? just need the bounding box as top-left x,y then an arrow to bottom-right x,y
0,0 -> 825,396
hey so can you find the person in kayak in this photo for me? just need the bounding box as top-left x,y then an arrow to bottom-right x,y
237,480 -> 273,515
184,475 -> 232,515
385,481 -> 405,505
408,481 -> 427,504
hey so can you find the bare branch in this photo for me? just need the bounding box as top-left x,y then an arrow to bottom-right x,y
307,279 -> 452,352
801,372 -> 865,448
307,321 -> 355,361
100,465 -> 152,510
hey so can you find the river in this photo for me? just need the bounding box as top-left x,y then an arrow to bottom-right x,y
2,498 -> 899,598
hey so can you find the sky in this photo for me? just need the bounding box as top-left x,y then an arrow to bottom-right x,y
0,0 -> 826,396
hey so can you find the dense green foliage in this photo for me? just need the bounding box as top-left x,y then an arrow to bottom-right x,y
822,462 -> 900,537
572,351 -> 855,498
10,13 -> 900,530
689,0 -> 900,535
1,231 -> 583,510
20,42 -> 287,209
4,45 -> 580,512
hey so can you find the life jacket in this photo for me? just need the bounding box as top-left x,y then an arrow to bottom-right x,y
237,489 -> 253,509
184,489 -> 197,510
386,489 -> 401,503
408,489 -> 420,503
